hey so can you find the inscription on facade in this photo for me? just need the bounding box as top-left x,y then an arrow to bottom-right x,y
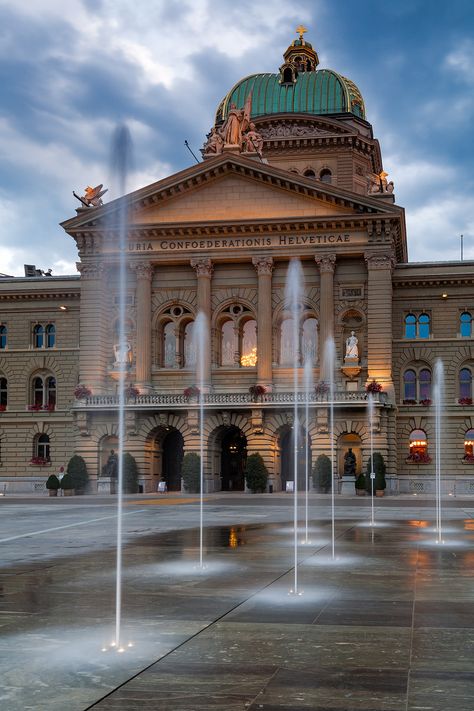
128,233 -> 362,253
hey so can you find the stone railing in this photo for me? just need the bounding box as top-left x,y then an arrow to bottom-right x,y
79,390 -> 387,408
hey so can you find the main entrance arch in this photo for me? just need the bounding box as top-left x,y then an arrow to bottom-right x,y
278,426 -> 311,491
209,425 -> 247,491
150,427 -> 184,491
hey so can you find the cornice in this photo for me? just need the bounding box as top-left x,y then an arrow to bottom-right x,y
0,291 -> 80,302
393,276 -> 474,288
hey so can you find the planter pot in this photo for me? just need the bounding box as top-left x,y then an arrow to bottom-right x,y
63,489 -> 75,496
375,490 -> 385,497
48,489 -> 58,497
355,489 -> 366,496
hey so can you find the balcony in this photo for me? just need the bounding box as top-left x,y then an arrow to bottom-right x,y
76,390 -> 388,410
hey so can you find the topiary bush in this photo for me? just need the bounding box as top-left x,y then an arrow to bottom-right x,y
46,474 -> 60,490
365,452 -> 386,493
244,453 -> 269,493
122,452 -> 139,494
60,472 -> 75,491
181,452 -> 201,493
355,473 -> 366,492
67,455 -> 89,494
312,454 -> 332,493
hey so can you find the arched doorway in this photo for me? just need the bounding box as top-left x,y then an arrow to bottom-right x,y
337,433 -> 362,478
278,426 -> 311,491
220,427 -> 247,491
162,429 -> 184,491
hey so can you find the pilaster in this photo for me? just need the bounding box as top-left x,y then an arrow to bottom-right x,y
365,252 -> 395,391
76,261 -> 108,393
315,253 -> 336,380
252,255 -> 274,389
133,262 -> 154,391
191,257 -> 213,388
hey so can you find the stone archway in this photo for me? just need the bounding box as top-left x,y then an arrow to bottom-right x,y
150,427 -> 184,491
277,425 -> 311,491
220,426 -> 247,491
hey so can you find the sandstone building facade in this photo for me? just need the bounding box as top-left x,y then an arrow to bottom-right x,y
1,31 -> 474,495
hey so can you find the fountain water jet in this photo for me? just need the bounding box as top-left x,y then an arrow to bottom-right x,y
367,393 -> 375,527
110,125 -> 133,651
194,311 -> 208,568
302,354 -> 314,544
285,259 -> 304,595
434,359 -> 444,544
324,337 -> 336,559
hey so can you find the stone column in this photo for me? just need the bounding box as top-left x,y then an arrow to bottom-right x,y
315,254 -> 336,380
191,257 -> 213,389
364,252 -> 395,388
252,256 -> 274,388
76,261 -> 108,393
133,262 -> 153,391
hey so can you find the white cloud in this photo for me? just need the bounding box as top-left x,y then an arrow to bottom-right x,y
444,39 -> 474,84
406,195 -> 474,262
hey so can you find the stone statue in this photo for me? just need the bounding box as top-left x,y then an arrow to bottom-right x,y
242,123 -> 264,155
222,103 -> 245,145
386,181 -> 394,194
203,127 -> 224,155
345,331 -> 358,360
73,184 -> 108,208
103,450 -> 118,478
343,448 -> 356,477
114,340 -> 132,365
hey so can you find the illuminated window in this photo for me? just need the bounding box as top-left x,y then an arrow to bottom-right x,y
0,325 -> 6,349
464,429 -> 474,460
241,320 -> 257,367
409,429 -> 429,462
221,320 -> 236,366
460,312 -> 472,338
459,368 -> 472,400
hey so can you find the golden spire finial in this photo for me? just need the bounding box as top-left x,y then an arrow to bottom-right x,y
296,25 -> 307,40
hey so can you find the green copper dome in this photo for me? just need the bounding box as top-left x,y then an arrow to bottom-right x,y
216,69 -> 366,124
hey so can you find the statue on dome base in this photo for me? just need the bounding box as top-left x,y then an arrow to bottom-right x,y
242,122 -> 264,156
203,127 -> 224,155
368,171 -> 395,195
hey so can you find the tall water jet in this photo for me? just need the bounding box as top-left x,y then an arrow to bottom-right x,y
194,311 -> 208,568
324,337 -> 336,559
434,359 -> 444,544
367,393 -> 375,527
302,353 -> 314,544
285,259 -> 304,594
111,125 -> 133,649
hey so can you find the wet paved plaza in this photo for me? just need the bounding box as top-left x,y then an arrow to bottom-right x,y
1,493 -> 474,710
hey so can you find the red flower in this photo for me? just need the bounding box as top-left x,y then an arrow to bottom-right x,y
366,380 -> 382,393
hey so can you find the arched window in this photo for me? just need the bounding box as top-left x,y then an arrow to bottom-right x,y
0,325 -> 7,349
303,169 -> 316,178
45,323 -> 55,348
183,322 -> 196,367
0,377 -> 7,409
282,67 -> 294,83
460,312 -> 472,338
405,314 -> 416,339
403,369 -> 416,401
464,429 -> 474,460
241,320 -> 257,367
459,368 -> 472,401
30,374 -> 56,411
33,324 -> 44,348
302,318 -> 318,364
419,369 -> 431,401
409,429 -> 429,462
35,434 -> 50,462
319,168 -> 332,184
163,322 -> 175,368
404,313 -> 430,339
221,320 -> 236,366
280,318 -> 295,365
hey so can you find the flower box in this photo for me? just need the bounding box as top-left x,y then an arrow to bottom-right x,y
402,399 -> 417,405
30,457 -> 50,466
249,385 -> 267,400
366,380 -> 382,394
125,386 -> 140,398
184,385 -> 200,398
314,381 -> 330,396
459,397 -> 473,406
419,399 -> 432,406
406,453 -> 432,464
74,384 -> 92,399
0,404 -> 6,412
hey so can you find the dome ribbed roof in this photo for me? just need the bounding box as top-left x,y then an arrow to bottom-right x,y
216,69 -> 366,124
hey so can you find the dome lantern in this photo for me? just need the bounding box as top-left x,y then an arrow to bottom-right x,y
280,25 -> 319,83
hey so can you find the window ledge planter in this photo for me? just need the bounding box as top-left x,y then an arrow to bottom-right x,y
458,398 -> 473,406
419,399 -> 432,407
30,457 -> 51,466
405,456 -> 432,465
27,405 -> 55,412
402,400 -> 417,405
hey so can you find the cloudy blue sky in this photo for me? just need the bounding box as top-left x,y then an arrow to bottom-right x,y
0,0 -> 473,275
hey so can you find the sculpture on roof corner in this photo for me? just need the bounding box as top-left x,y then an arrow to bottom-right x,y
202,92 -> 264,159
73,184 -> 108,208
368,171 -> 395,195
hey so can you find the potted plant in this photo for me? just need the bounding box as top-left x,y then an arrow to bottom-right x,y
125,385 -> 140,399
244,453 -> 269,492
355,473 -> 366,495
183,385 -> 200,400
366,452 -> 386,496
314,382 -> 330,398
249,384 -> 267,402
419,398 -> 431,406
312,454 -> 332,493
181,452 -> 201,493
30,456 -> 49,465
46,473 -> 60,496
122,452 -> 139,493
60,471 -> 75,496
459,397 -> 473,406
74,384 -> 92,400
366,380 -> 382,394
67,455 -> 89,494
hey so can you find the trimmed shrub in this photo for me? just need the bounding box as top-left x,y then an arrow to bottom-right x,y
245,453 -> 269,493
67,455 -> 89,493
46,474 -> 60,490
181,452 -> 201,493
365,452 -> 386,493
313,454 -> 332,493
60,472 -> 75,490
122,453 -> 139,494
355,473 -> 366,490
